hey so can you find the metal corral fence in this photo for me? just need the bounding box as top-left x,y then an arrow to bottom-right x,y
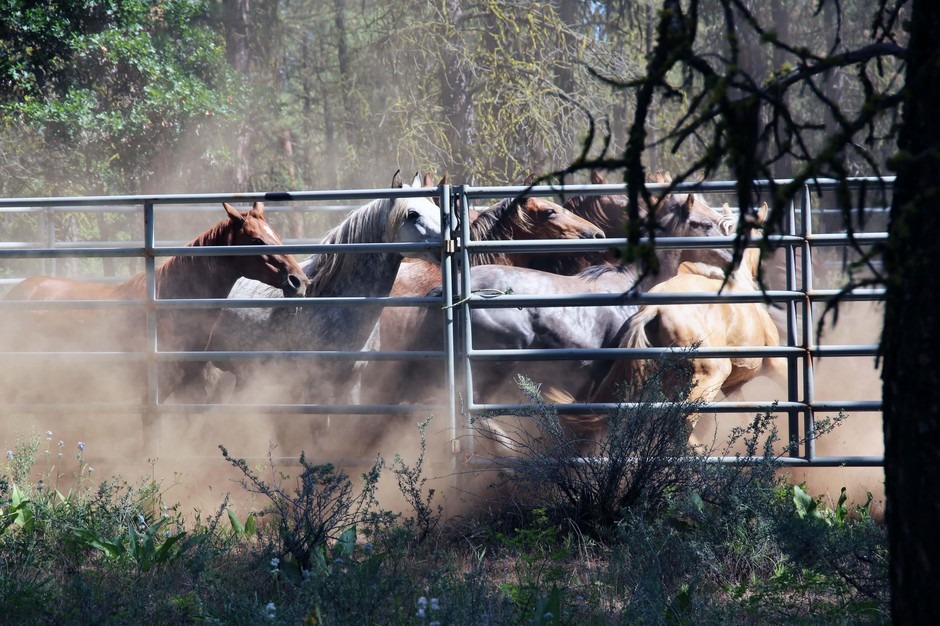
0,179 -> 889,469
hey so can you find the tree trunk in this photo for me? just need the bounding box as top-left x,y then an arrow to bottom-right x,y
882,1 -> 940,621
438,0 -> 475,184
224,0 -> 251,190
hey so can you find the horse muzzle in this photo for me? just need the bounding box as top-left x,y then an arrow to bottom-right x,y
281,273 -> 307,297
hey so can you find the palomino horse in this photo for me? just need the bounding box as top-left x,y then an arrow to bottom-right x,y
1,202 -> 306,403
589,203 -> 786,434
204,171 -> 444,405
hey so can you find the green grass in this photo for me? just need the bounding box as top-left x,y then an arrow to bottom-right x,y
0,392 -> 888,625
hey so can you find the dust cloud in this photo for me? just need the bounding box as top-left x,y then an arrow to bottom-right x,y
0,267 -> 886,521
692,298 -> 885,513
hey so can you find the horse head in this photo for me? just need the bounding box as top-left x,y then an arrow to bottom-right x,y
222,202 -> 307,297
651,185 -> 734,271
386,177 -> 443,264
512,197 -> 605,241
562,170 -> 628,237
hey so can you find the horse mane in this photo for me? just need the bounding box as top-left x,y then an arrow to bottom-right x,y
563,193 -> 627,235
577,261 -> 639,283
469,198 -> 534,266
305,196 -> 406,296
113,216 -> 240,299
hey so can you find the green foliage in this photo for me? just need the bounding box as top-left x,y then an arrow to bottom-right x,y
219,443 -> 388,574
391,417 -> 443,545
0,0 -> 236,194
494,508 -> 569,622
69,514 -> 207,576
0,426 -> 889,624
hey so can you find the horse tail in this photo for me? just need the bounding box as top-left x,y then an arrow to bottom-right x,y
541,386 -> 607,455
593,305 -> 659,403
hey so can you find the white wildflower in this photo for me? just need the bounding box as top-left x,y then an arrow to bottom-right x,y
264,602 -> 276,620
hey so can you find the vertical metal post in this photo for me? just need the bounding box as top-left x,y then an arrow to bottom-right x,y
458,187 -> 475,459
800,183 -> 817,461
42,205 -> 54,276
143,201 -> 160,458
784,192 -> 801,458
439,184 -> 459,467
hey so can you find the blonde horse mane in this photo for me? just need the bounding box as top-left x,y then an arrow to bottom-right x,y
306,196 -> 410,296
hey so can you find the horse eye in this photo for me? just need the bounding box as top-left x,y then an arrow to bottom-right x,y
252,237 -> 265,245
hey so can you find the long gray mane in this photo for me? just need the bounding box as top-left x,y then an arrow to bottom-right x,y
306,196 -> 406,296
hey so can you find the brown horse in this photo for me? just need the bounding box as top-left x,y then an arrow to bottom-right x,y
563,170 -> 735,284
2,202 -> 307,403
392,193 -> 607,298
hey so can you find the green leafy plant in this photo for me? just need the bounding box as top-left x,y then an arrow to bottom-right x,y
391,417 -> 443,545
220,444 -> 386,574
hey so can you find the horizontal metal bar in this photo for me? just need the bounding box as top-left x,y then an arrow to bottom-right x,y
467,400 -> 882,414
0,241 -> 442,260
468,345 -> 804,361
0,187 -> 445,209
0,295 -> 444,311
0,402 -> 447,416
467,290 -> 802,308
464,453 -> 885,468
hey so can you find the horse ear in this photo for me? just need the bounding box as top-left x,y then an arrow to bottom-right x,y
250,201 -> 265,217
391,170 -> 403,188
590,171 -> 606,184
438,172 -> 449,186
720,203 -> 736,236
411,172 -> 421,188
422,171 -> 435,187
522,172 -> 538,186
679,193 -> 694,221
757,202 -> 769,224
223,202 -> 245,223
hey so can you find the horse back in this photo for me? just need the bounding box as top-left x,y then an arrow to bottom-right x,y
5,275 -> 121,301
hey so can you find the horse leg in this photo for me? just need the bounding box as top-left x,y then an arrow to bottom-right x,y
687,358 -> 731,430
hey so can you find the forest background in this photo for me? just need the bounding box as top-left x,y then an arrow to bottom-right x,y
0,0 -> 891,197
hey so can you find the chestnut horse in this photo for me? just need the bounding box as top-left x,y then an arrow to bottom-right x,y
1,202 -> 306,403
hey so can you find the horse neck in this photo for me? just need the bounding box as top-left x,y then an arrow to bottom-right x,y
468,201 -> 528,267
307,199 -> 402,297
580,263 -> 642,292
565,196 -> 626,238
155,224 -> 245,299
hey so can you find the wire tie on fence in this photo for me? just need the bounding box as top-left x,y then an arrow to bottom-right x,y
442,288 -> 513,309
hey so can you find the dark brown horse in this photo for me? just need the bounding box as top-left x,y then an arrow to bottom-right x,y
562,170 -> 735,283
2,202 -> 306,403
